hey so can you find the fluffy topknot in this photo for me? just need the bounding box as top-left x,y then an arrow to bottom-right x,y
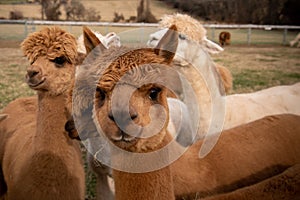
21,26 -> 77,64
159,13 -> 207,43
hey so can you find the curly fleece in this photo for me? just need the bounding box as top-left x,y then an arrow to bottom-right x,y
21,26 -> 77,64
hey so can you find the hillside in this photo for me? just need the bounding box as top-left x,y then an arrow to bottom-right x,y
0,0 -> 178,22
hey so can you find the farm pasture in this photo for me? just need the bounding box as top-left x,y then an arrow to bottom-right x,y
0,26 -> 299,199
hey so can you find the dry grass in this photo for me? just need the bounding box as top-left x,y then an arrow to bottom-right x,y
0,27 -> 299,200
0,48 -> 35,109
212,46 -> 300,93
0,45 -> 299,200
0,0 -> 177,21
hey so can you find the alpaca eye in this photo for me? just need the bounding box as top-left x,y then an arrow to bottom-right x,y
179,34 -> 186,40
52,56 -> 66,67
96,88 -> 106,107
149,87 -> 161,101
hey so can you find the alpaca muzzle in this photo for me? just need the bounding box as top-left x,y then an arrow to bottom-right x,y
26,68 -> 45,88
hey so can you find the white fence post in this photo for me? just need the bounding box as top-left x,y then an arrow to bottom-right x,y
247,27 -> 251,45
283,28 -> 288,45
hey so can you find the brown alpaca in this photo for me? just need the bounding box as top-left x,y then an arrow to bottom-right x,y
1,27 -> 85,200
0,97 -> 37,198
70,27 -> 300,199
219,31 -> 231,46
170,114 -> 300,199
202,163 -> 300,200
72,25 -> 179,200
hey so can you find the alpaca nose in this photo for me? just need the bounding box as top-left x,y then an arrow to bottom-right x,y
27,69 -> 39,78
108,111 -> 138,123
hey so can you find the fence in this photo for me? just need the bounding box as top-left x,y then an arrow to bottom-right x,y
0,19 -> 300,45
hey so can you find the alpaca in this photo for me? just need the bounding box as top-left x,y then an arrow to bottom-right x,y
71,25 -> 180,200
148,13 -> 300,147
202,164 -> 300,200
70,24 -> 300,199
1,27 -> 85,200
224,82 -> 300,130
0,96 -> 37,198
147,14 -> 232,95
219,31 -> 231,46
170,114 -> 300,199
289,32 -> 300,48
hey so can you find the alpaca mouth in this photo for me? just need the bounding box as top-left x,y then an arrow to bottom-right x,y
27,78 -> 46,89
111,131 -> 138,148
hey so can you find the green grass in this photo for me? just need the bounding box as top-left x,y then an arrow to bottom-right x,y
232,69 -> 300,92
0,50 -> 35,108
0,26 -> 300,200
0,0 -> 26,4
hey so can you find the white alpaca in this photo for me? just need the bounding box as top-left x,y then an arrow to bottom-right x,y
289,33 -> 300,48
147,14 -> 300,147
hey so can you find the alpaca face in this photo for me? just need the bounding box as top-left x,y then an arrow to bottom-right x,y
21,27 -> 77,96
94,67 -> 170,152
90,26 -> 178,152
26,55 -> 75,96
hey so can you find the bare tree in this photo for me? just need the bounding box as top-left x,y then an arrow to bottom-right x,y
136,0 -> 158,23
41,0 -> 61,20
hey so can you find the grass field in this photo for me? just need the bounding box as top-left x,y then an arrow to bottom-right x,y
0,33 -> 300,199
0,1 -> 300,199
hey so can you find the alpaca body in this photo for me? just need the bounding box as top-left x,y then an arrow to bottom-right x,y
224,82 -> 300,129
1,27 -> 85,200
219,31 -> 231,46
203,164 -> 300,200
171,114 -> 300,198
3,95 -> 85,200
112,134 -> 175,200
0,97 -> 37,198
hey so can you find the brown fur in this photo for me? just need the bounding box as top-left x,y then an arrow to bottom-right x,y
70,25 -> 300,199
171,114 -> 300,199
1,27 -> 85,200
0,96 -> 37,198
203,164 -> 300,200
219,31 -> 231,46
75,25 -> 179,200
215,63 -> 233,93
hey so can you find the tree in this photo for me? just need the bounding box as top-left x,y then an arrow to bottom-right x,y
41,0 -> 62,20
136,0 -> 158,23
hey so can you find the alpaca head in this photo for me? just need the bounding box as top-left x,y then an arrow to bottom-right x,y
21,27 -> 77,96
148,13 -> 223,62
73,25 -> 178,152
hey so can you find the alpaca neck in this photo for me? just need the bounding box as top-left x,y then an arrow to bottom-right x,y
35,93 -> 68,142
113,133 -> 175,200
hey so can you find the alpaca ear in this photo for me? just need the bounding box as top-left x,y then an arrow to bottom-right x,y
83,26 -> 106,54
0,114 -> 8,122
202,37 -> 224,54
65,117 -> 81,141
154,25 -> 178,63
